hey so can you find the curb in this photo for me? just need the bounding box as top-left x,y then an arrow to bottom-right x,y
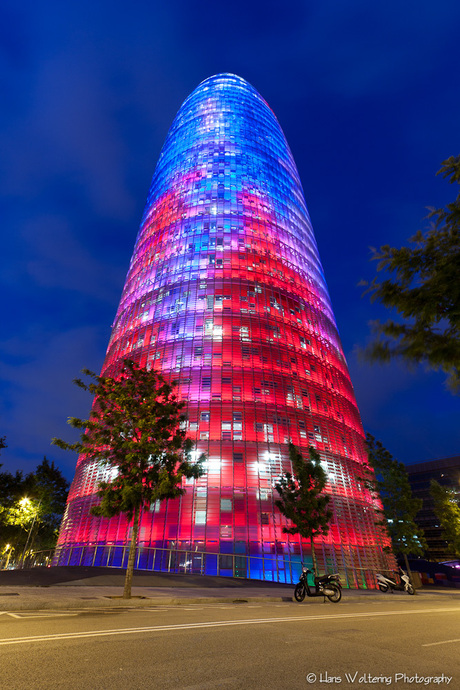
0,594 -> 293,611
1,588 -> 459,612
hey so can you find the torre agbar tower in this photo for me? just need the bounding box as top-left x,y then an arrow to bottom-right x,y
56,74 -> 393,585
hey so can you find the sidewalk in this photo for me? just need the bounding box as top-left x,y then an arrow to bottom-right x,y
1,567 -> 459,611
0,584 -> 295,610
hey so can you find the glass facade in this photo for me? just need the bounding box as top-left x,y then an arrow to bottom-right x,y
56,74 -> 393,584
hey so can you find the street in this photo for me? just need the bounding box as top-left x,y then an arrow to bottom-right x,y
1,597 -> 459,689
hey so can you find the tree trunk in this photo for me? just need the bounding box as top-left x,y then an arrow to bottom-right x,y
123,504 -> 141,599
310,536 -> 318,578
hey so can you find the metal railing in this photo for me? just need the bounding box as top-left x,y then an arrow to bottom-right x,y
1,549 -> 55,570
48,543 -> 385,588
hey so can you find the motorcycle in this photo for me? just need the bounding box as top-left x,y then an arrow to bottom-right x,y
376,567 -> 415,595
294,562 -> 342,603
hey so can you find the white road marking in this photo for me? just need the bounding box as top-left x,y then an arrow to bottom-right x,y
0,611 -> 78,619
0,606 -> 458,647
139,608 -> 172,612
422,638 -> 460,647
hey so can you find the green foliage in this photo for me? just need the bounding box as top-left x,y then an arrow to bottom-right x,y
53,360 -> 204,519
362,155 -> 460,393
7,497 -> 41,529
24,457 -> 70,549
52,359 -> 204,597
275,443 -> 332,575
0,464 -> 23,509
430,479 -> 460,557
0,464 -> 24,544
365,433 -> 426,558
0,458 -> 69,555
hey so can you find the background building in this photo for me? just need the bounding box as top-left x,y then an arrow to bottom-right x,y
407,456 -> 460,562
55,74 -> 393,585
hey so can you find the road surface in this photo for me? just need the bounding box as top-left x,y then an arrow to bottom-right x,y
1,597 -> 459,689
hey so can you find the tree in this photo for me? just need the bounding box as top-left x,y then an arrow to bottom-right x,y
362,155 -> 460,393
365,433 -> 426,577
430,479 -> 460,558
1,458 -> 68,563
52,360 -> 204,598
274,443 -> 332,577
0,464 -> 24,549
22,458 -> 69,552
6,497 -> 42,566
7,497 -> 41,529
0,465 -> 22,510
0,435 -> 12,525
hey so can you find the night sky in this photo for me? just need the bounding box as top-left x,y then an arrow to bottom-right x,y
1,0 -> 459,482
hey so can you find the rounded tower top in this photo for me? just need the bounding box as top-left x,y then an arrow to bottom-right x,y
193,73 -> 264,96
138,73 -> 330,310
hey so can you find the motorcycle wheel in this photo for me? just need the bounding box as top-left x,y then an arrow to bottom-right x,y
326,584 -> 342,603
407,584 -> 415,595
294,584 -> 306,602
378,584 -> 389,592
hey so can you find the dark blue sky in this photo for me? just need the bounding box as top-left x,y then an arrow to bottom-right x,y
1,0 -> 459,481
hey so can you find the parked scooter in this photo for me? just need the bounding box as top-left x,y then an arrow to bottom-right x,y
294,562 -> 342,603
376,567 -> 415,595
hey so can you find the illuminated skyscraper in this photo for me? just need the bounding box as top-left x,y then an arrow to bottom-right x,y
56,74 -> 392,585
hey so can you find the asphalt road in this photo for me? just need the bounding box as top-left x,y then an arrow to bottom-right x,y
1,598 -> 459,689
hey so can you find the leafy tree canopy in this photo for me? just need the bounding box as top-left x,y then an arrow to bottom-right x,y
7,498 -> 41,529
23,457 -> 70,547
53,360 -> 204,597
275,443 -> 332,576
365,433 -> 426,566
0,458 -> 69,555
53,360 -> 204,516
362,155 -> 460,393
0,464 -> 24,542
430,479 -> 460,558
0,464 -> 23,507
